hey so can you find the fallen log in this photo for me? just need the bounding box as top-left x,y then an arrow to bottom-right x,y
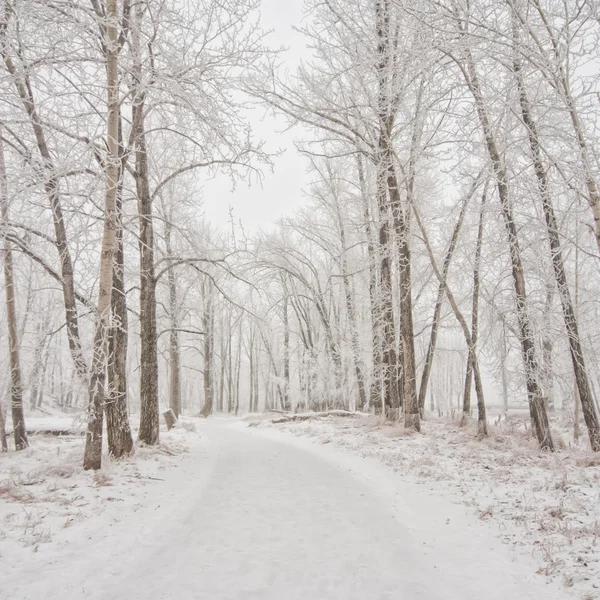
271,410 -> 359,424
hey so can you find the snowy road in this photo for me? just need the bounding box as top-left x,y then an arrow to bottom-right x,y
4,419 -> 571,600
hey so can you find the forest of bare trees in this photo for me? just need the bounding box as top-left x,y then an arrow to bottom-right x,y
2,0 -> 600,467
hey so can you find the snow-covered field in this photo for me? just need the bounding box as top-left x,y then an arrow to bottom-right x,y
247,413 -> 600,600
0,416 -> 207,599
1,413 -> 597,599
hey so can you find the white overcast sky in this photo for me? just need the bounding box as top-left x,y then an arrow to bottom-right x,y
202,0 -> 309,231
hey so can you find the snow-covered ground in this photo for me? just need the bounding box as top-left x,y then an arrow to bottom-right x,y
0,416 -> 207,599
248,413 -> 600,600
0,414 -> 592,599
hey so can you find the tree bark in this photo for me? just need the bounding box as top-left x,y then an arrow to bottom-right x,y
418,176 -> 481,416
0,23 -> 88,384
515,56 -> 600,450
462,186 -> 487,435
132,5 -> 159,445
412,201 -> 487,436
330,166 -> 368,411
105,126 -> 133,459
200,280 -> 214,417
375,0 -> 400,415
164,220 -> 181,417
0,399 -> 7,452
460,47 -> 552,450
356,153 -> 380,410
83,0 -> 121,469
282,292 -> 291,411
0,126 -> 27,450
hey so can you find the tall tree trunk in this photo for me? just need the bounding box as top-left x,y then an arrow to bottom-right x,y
248,334 -> 255,412
541,282 -> 555,412
282,293 -> 291,411
132,5 -> 159,445
0,28 -> 88,384
0,127 -> 27,450
218,314 -> 226,413
164,220 -> 181,417
418,176 -> 481,416
227,314 -> 233,413
501,316 -> 509,418
83,0 -> 120,469
105,133 -> 133,458
391,184 -> 419,430
29,319 -> 47,411
356,153 -> 380,410
462,186 -> 487,434
36,337 -> 51,408
412,202 -> 487,436
460,47 -> 552,450
330,169 -> 368,411
515,57 -> 600,450
200,280 -> 214,417
235,325 -> 242,415
0,399 -> 7,452
375,0 -> 400,415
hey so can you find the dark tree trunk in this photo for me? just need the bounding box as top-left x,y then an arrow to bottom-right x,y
106,134 -> 133,458
0,128 -> 27,450
164,220 -> 181,418
200,281 -> 214,418
132,7 -> 159,445
1,40 -> 88,384
356,154 -> 379,410
419,177 -> 480,416
0,400 -> 7,452
515,57 -> 600,450
282,293 -> 291,411
463,186 -> 487,436
461,48 -> 553,450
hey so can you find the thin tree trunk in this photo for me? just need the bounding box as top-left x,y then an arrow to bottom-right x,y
501,316 -> 509,417
515,57 -> 600,450
227,314 -> 233,413
105,127 -> 133,458
83,0 -> 121,469
248,334 -> 255,412
282,293 -> 291,411
356,153 -> 381,410
542,282 -> 555,412
36,337 -> 51,408
462,186 -> 487,434
0,27 -> 88,384
29,320 -> 46,411
164,220 -> 181,417
200,280 -> 214,417
330,168 -> 368,411
0,127 -> 27,450
375,0 -> 400,415
412,202 -> 487,436
235,325 -> 242,415
520,0 -> 600,255
218,314 -> 226,413
0,398 -> 7,452
460,47 -> 552,450
132,5 -> 159,445
418,176 -> 481,416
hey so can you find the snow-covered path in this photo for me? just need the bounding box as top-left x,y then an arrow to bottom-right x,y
3,419 -> 572,600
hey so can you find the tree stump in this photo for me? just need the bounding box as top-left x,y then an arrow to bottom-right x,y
162,408 -> 177,431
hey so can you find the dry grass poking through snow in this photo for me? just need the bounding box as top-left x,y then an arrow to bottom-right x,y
255,413 -> 600,600
0,419 -> 197,556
